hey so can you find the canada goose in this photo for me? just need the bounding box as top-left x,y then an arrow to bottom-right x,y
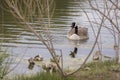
67,22 -> 89,40
34,55 -> 43,61
42,63 -> 52,73
42,62 -> 58,73
93,51 -> 102,61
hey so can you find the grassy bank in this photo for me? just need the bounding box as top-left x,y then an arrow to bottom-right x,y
13,61 -> 120,80
74,61 -> 120,80
1,53 -> 120,80
13,72 -> 76,80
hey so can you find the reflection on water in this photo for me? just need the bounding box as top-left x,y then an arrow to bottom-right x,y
28,58 -> 35,70
69,47 -> 78,58
0,0 -> 118,76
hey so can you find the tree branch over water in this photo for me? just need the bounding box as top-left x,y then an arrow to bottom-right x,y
2,0 -> 65,77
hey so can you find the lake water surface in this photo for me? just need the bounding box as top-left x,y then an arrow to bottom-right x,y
0,0 -> 119,76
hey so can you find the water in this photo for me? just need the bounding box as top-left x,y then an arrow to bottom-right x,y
0,0 -> 119,76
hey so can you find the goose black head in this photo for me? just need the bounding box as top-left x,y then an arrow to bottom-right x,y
71,22 -> 76,28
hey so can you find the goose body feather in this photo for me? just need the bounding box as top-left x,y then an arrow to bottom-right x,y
67,26 -> 89,40
67,34 -> 80,40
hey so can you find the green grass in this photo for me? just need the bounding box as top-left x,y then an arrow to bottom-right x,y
13,72 -> 76,80
1,53 -> 120,80
74,61 -> 120,80
9,61 -> 120,80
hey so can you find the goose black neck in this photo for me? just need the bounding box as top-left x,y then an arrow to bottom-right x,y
75,26 -> 78,34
